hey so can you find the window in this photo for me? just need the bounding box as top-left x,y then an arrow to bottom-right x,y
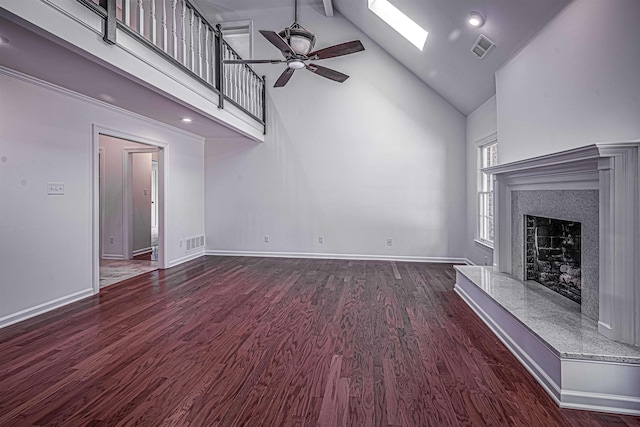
367,0 -> 428,50
478,138 -> 497,246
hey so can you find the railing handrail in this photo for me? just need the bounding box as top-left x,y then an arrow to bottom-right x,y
78,0 -> 106,16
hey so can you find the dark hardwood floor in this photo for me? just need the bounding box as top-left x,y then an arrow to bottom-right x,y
1,256 -> 638,426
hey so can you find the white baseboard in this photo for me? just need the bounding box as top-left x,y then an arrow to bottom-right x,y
0,288 -> 95,329
168,249 -> 205,268
102,253 -> 124,260
133,247 -> 153,256
205,250 -> 468,264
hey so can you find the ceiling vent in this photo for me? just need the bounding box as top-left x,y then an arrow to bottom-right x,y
471,34 -> 495,59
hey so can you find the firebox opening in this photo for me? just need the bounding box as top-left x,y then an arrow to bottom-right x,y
525,215 -> 582,305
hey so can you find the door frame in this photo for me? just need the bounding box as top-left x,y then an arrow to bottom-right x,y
98,147 -> 105,259
123,148 -> 157,260
92,125 -> 169,294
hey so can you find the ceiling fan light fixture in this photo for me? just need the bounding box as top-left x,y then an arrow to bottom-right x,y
468,12 -> 484,27
290,35 -> 312,55
287,59 -> 306,69
280,28 -> 316,55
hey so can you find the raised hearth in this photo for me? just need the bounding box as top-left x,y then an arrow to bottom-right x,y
455,266 -> 640,415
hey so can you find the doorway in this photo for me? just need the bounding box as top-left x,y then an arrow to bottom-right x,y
93,127 -> 167,292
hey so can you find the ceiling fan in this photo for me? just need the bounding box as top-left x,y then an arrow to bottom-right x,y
223,0 -> 365,87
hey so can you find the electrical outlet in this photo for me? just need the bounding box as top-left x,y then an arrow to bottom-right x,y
47,182 -> 64,195
319,236 -> 324,244
387,238 -> 393,247
144,189 -> 148,196
179,239 -> 183,247
264,235 -> 269,243
109,236 -> 114,244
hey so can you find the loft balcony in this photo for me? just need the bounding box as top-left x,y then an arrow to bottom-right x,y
0,0 -> 266,141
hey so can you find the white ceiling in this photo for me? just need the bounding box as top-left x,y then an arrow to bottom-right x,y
194,0 -> 572,115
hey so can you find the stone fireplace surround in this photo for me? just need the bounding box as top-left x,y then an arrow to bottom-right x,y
455,143 -> 640,415
513,191 -> 598,318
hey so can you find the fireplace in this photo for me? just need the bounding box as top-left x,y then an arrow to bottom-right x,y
524,215 -> 581,305
454,143 -> 640,415
488,143 -> 639,347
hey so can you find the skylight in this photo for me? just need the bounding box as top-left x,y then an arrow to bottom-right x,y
368,0 -> 428,50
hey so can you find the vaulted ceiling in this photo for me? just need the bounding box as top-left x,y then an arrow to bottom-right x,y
194,0 -> 572,115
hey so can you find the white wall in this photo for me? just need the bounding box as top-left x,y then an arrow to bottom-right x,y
465,95 -> 497,266
496,0 -> 640,164
100,136 -> 154,258
0,70 -> 205,326
205,8 -> 467,260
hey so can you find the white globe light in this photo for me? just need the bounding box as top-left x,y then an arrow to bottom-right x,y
288,60 -> 305,69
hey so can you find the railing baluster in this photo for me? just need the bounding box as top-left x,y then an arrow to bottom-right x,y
171,0 -> 177,59
197,17 -> 203,78
251,74 -> 257,116
204,27 -> 210,84
181,0 -> 187,66
189,9 -> 195,71
242,66 -> 248,110
224,46 -> 230,97
246,69 -> 251,111
228,49 -> 233,99
160,0 -> 167,52
233,54 -> 239,103
150,0 -> 157,44
239,65 -> 244,109
136,0 -> 144,36
235,55 -> 240,103
123,0 -> 131,26
215,25 -> 224,108
253,75 -> 258,116
240,66 -> 245,110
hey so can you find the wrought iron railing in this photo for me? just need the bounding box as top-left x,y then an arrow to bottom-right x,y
81,0 -> 266,128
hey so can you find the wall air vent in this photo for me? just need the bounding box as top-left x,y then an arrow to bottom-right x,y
471,34 -> 495,59
185,235 -> 205,252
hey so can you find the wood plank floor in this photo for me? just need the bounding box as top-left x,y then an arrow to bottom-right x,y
1,256 -> 638,426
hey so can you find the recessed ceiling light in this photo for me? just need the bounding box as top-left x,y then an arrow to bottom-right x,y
468,12 -> 484,28
368,0 -> 428,51
181,117 -> 192,123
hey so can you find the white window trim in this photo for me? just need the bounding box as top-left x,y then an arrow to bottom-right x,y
475,132 -> 498,249
220,20 -> 254,59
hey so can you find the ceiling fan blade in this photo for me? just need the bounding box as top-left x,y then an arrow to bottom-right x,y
260,30 -> 294,56
308,40 -> 365,60
274,68 -> 295,87
224,59 -> 285,65
305,64 -> 349,83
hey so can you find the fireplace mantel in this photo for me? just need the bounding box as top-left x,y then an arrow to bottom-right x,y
484,142 -> 639,347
